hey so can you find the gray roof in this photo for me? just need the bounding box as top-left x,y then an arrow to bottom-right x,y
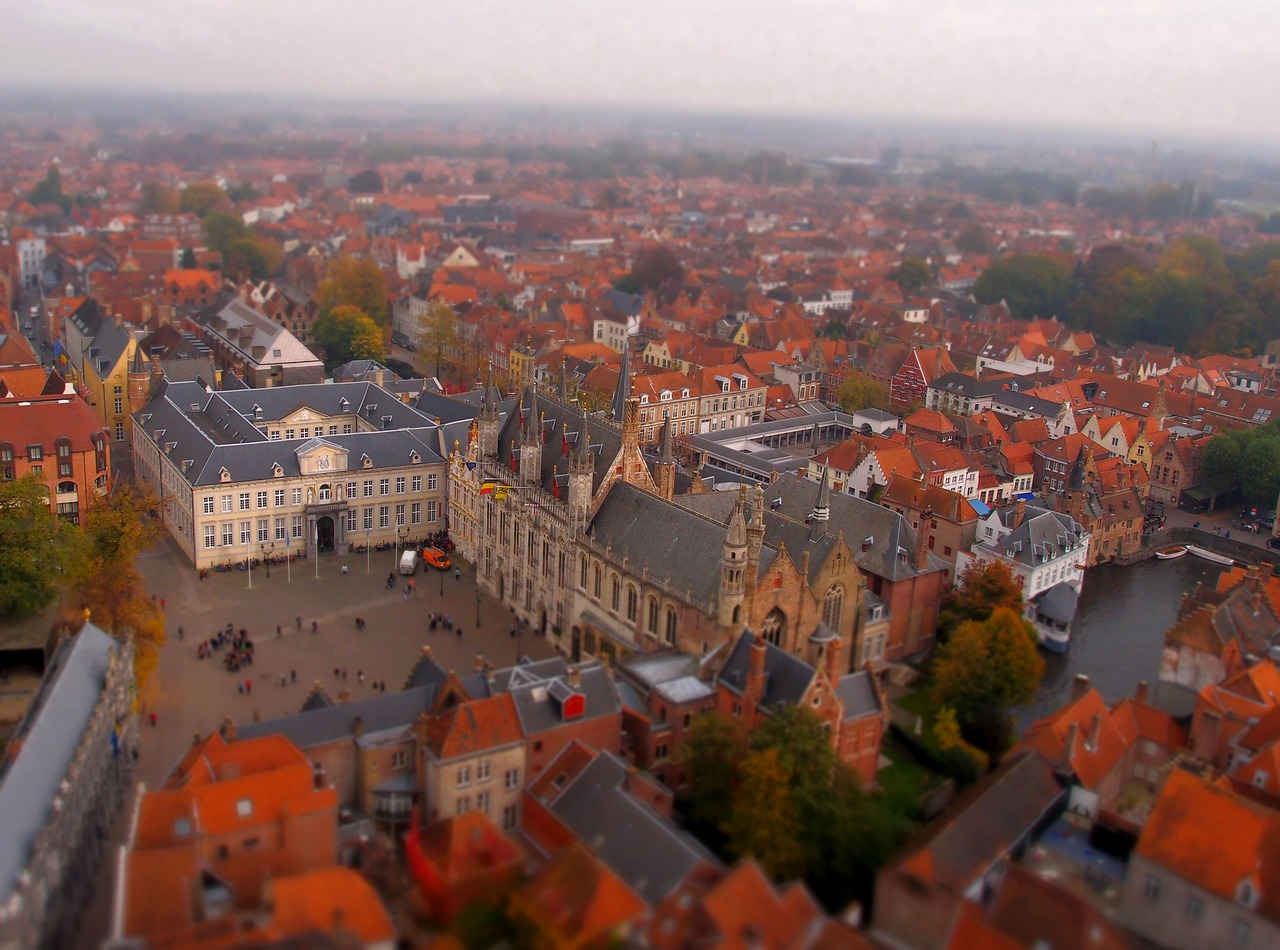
1032,583 -> 1079,624
495,389 -> 623,496
978,505 -> 1087,568
134,380 -> 445,487
193,296 -> 322,370
544,749 -> 719,906
83,319 -> 135,379
928,372 -> 1001,398
991,390 -> 1063,419
0,624 -> 117,902
237,685 -> 437,750
467,657 -> 620,737
717,630 -> 815,710
836,670 -> 882,720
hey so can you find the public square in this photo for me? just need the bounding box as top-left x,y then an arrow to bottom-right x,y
132,535 -> 557,788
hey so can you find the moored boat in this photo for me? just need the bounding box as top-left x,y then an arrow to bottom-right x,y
1186,544 -> 1234,566
1155,545 -> 1187,560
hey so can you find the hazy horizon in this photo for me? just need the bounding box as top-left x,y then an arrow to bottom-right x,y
5,1 -> 1278,149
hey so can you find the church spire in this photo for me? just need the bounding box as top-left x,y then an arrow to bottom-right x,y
810,466 -> 831,527
558,358 -> 568,403
612,341 -> 631,422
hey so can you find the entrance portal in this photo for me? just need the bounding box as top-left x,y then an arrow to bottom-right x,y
317,516 -> 335,553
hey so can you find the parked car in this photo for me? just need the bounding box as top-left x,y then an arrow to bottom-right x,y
422,547 -> 452,571
1267,536 -> 1280,551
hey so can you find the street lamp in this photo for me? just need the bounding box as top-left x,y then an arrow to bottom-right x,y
475,589 -> 481,627
246,535 -> 252,589
439,560 -> 445,596
263,542 -> 271,579
365,525 -> 372,575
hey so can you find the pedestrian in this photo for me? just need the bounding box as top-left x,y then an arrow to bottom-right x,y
380,680 -> 386,692
277,624 -> 282,638
238,682 -> 244,695
246,679 -> 252,694
510,623 -> 516,638
334,666 -> 340,679
149,711 -> 157,728
296,615 -> 302,630
456,626 -> 463,639
454,568 -> 460,580
404,586 -> 411,600
177,625 -> 184,641
358,670 -> 365,684
160,597 -> 166,610
342,667 -> 348,680
312,620 -> 318,634
291,669 -> 297,684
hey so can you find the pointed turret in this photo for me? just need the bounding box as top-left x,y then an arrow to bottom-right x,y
653,417 -> 677,502
477,360 -> 500,458
810,466 -> 832,528
519,389 -> 542,484
612,341 -> 631,422
567,411 -> 594,525
558,358 -> 568,403
718,488 -> 749,629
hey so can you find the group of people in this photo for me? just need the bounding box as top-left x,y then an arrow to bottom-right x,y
332,667 -> 390,692
196,625 -> 255,673
428,612 -> 454,632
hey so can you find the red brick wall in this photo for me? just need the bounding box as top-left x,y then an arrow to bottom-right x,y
526,712 -> 622,781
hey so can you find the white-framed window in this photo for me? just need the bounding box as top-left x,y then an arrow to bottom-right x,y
504,768 -> 519,790
222,523 -> 234,546
477,760 -> 491,782
502,803 -> 518,831
428,474 -> 438,490
204,525 -> 216,548
395,503 -> 405,527
238,492 -> 250,511
291,515 -> 302,539
379,478 -> 390,495
203,496 -> 214,514
274,488 -> 285,507
346,509 -> 356,532
284,428 -> 295,439
395,476 -> 406,493
378,506 -> 389,528
456,795 -> 471,815
274,517 -> 286,541
412,475 -> 422,492
256,491 -> 268,508
363,480 -> 373,497
257,518 -> 269,542
457,765 -> 471,788
476,790 -> 490,814
221,494 -> 233,513
291,487 -> 303,505
428,501 -> 438,522
363,508 -> 373,530
239,521 -> 251,545
391,750 -> 407,771
411,502 -> 422,525
346,481 -> 357,499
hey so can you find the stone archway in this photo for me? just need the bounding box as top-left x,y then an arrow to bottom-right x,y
316,516 -> 335,553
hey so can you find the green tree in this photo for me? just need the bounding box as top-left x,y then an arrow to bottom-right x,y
627,245 -> 684,290
179,248 -> 197,269
347,169 -> 384,194
203,210 -> 248,254
1240,437 -> 1280,507
0,476 -> 88,620
932,607 -> 1044,746
722,748 -> 807,881
819,316 -> 847,340
138,182 -> 180,214
938,559 -> 1025,638
418,300 -> 459,376
313,304 -> 384,366
316,257 -> 389,325
972,253 -> 1072,319
222,235 -> 282,282
1200,435 -> 1243,511
678,711 -> 748,837
891,257 -> 932,293
78,483 -> 162,574
835,374 -> 890,413
179,180 -> 228,217
228,181 -> 259,202
30,163 -> 71,212
1259,212 -> 1280,236
954,223 -> 990,255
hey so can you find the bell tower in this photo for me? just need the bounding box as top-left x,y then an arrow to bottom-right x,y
519,389 -> 542,485
127,339 -> 150,418
718,488 -> 749,629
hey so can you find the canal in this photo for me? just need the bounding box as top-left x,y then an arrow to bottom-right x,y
1015,554 -> 1225,729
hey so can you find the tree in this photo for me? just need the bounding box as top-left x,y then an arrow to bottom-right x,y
316,257 -> 389,325
752,704 -> 837,806
835,374 -> 890,414
891,257 -> 932,293
677,711 -> 748,837
938,559 -> 1025,638
473,166 -> 495,184
418,300 -> 459,375
627,245 -> 684,290
138,182 -> 180,215
1259,212 -> 1280,236
402,170 -> 424,186
972,253 -> 1072,319
954,223 -> 990,255
313,305 -> 385,367
1200,434 -> 1243,512
0,476 -> 88,620
30,163 -> 71,212
76,563 -> 165,693
1240,437 -> 1280,507
179,181 -> 228,217
228,181 -> 259,202
78,483 -> 162,574
819,316 -> 847,340
932,607 -> 1044,747
203,210 -> 248,254
347,169 -> 384,194
722,748 -> 807,881
179,247 -> 197,269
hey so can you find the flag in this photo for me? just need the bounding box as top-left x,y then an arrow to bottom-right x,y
53,339 -> 68,366
465,460 -> 476,471
509,447 -> 517,472
479,480 -> 496,496
493,485 -> 510,501
111,722 -> 121,759
562,430 -> 569,457
552,477 -> 561,499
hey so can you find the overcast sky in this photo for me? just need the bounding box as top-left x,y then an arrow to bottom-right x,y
4,0 -> 1275,142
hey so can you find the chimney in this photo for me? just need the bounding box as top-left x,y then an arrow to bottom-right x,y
1135,680 -> 1150,704
914,506 -> 932,571
1071,674 -> 1090,703
1064,721 -> 1079,765
353,716 -> 364,738
567,666 -> 581,688
1261,562 -> 1275,583
1194,709 -> 1222,762
825,634 -> 843,679
1086,713 -> 1102,752
748,635 -> 768,695
1014,498 -> 1027,528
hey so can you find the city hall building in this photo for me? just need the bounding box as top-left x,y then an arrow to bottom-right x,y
132,380 -> 448,569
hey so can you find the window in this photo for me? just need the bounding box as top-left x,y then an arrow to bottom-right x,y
476,790 -> 491,814
580,555 -> 588,589
428,474 -> 438,490
257,518 -> 269,542
395,476 -> 406,493
222,523 -> 234,546
412,474 -> 422,492
256,490 -> 268,508
291,515 -> 302,539
593,564 -> 602,599
502,804 -> 518,831
379,478 -> 390,495
411,501 -> 422,525
239,521 -> 251,545
396,503 -> 405,527
346,509 -> 357,532
822,585 -> 844,631
363,480 -> 373,498
611,574 -> 621,611
427,501 -> 438,522
235,798 -> 253,817
221,494 -> 233,513
391,750 -> 407,771
665,607 -> 678,645
113,396 -> 123,415
1143,875 -> 1162,903
299,427 -> 310,439
505,768 -> 520,790
203,496 -> 215,515
291,488 -> 303,505
456,795 -> 471,815
363,508 -> 373,531
285,428 -> 295,440
379,505 -> 390,529
477,760 -> 491,782
1184,895 -> 1204,922
457,765 -> 472,788
647,597 -> 659,634
204,525 -> 216,548
626,585 -> 638,622
1232,919 -> 1252,947
274,488 -> 285,507
28,445 -> 42,462
238,492 -> 250,510
761,608 -> 786,646
274,517 -> 286,541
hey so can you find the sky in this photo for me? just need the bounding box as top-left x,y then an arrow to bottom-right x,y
4,0 -> 1276,143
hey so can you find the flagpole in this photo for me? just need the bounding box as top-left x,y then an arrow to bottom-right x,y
314,521 -> 319,579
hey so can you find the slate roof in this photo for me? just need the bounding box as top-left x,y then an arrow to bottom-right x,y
495,389 -> 624,496
1032,583 -> 1079,624
237,685 -> 437,750
0,624 -> 118,903
537,748 -> 719,907
465,657 -> 621,738
134,379 -> 444,487
978,505 -> 1087,568
836,670 -> 882,720
192,295 -> 322,370
717,631 -> 816,710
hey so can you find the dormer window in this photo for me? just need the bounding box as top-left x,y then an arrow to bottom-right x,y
361,454 -> 373,469
272,463 -> 284,478
409,451 -> 420,464
219,467 -> 231,483
1238,879 -> 1258,909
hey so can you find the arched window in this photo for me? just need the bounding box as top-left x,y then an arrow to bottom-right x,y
610,574 -> 621,612
822,585 -> 845,631
579,554 -> 588,589
593,564 -> 602,599
761,608 -> 786,646
732,604 -> 742,625
317,483 -> 331,502
664,607 -> 678,645
626,585 -> 638,622
647,596 -> 659,634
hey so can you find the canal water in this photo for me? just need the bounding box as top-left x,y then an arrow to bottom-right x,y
1015,554 -> 1225,729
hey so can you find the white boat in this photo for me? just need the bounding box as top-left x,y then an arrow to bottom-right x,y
1155,545 -> 1188,560
1186,544 -> 1234,566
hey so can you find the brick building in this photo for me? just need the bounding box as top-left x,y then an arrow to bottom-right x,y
0,393 -> 111,522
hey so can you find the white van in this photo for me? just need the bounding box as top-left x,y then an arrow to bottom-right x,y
399,549 -> 419,575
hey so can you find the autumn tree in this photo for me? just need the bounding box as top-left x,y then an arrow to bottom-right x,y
938,559 -> 1025,638
418,300 -> 459,375
836,374 -> 890,413
179,180 -> 228,217
891,257 -> 932,293
0,476 -> 89,620
138,182 -> 180,215
932,606 -> 1044,753
316,256 -> 389,325
954,223 -> 990,255
313,305 -> 385,367
677,711 -> 748,839
722,748 -> 807,880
